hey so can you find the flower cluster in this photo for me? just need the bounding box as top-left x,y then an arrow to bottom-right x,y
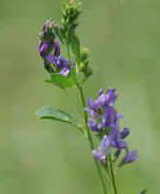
38,19 -> 72,77
86,89 -> 138,166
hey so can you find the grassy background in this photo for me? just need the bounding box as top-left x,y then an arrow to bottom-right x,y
0,0 -> 160,193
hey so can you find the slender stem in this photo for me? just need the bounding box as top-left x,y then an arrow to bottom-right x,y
109,156 -> 118,194
66,44 -> 107,194
76,84 -> 108,194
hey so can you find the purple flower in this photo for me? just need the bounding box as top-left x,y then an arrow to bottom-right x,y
38,20 -> 73,77
102,106 -> 119,129
120,128 -> 130,139
87,88 -> 137,166
92,129 -> 128,162
39,41 -> 60,58
86,89 -> 119,131
121,150 -> 138,166
39,42 -> 49,57
38,20 -> 58,57
96,88 -> 118,107
88,120 -> 99,131
92,135 -> 110,162
87,89 -> 117,111
46,55 -> 71,77
38,29 -> 72,77
92,149 -> 106,162
59,67 -> 70,77
109,129 -> 127,149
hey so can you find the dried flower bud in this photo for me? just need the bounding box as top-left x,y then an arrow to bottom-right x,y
39,19 -> 59,42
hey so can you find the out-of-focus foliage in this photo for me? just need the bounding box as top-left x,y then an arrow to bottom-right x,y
0,0 -> 160,194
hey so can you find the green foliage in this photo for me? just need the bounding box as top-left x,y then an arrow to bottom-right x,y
79,48 -> 92,79
70,34 -> 81,65
46,69 -> 76,89
36,106 -> 73,123
61,0 -> 81,39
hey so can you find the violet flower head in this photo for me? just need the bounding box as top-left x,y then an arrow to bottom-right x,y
38,20 -> 73,76
87,88 -> 137,166
86,88 -> 119,131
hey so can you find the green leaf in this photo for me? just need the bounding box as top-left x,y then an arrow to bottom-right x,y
46,69 -> 76,89
70,35 -> 80,65
36,106 -> 72,123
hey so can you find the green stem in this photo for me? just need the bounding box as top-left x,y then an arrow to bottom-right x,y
66,44 -> 107,194
66,43 -> 71,60
76,84 -> 108,194
65,121 -> 84,134
109,156 -> 118,194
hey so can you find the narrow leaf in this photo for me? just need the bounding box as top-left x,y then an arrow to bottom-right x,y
36,106 -> 72,123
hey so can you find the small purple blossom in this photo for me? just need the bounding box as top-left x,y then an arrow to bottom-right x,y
59,67 -> 70,76
92,149 -> 106,162
120,128 -> 130,139
39,42 -> 50,57
121,150 -> 138,166
39,40 -> 71,76
92,129 -> 127,162
109,129 -> 127,149
86,89 -> 119,131
39,40 -> 60,58
46,55 -> 71,77
92,135 -> 110,162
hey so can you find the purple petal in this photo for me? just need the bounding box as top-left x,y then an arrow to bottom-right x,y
102,106 -> 118,128
109,129 -> 127,149
92,149 -> 106,161
122,150 -> 138,165
88,120 -> 98,131
120,128 -> 130,139
100,135 -> 111,151
59,67 -> 70,77
106,89 -> 118,106
39,42 -> 49,57
87,98 -> 96,110
46,55 -> 56,64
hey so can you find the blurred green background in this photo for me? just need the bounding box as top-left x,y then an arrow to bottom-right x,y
0,0 -> 160,193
